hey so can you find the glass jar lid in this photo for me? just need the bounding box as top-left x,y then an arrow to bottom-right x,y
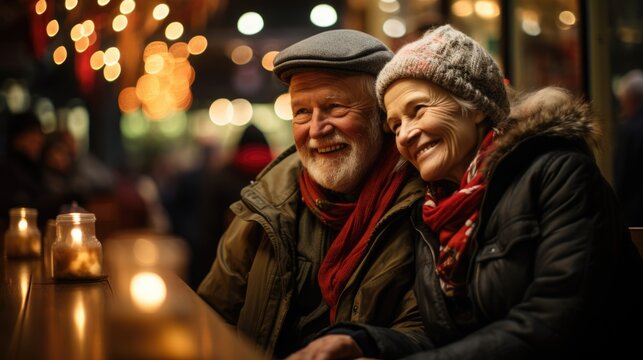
56,212 -> 96,223
9,207 -> 37,217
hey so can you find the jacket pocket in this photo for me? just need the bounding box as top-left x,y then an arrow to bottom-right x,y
473,216 -> 540,319
476,216 -> 540,262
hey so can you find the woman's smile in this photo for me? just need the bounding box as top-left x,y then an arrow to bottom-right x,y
415,139 -> 441,161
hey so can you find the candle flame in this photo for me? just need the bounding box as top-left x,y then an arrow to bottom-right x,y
18,219 -> 28,231
71,228 -> 83,246
130,272 -> 167,312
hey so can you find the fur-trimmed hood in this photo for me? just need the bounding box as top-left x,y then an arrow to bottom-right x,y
484,87 -> 602,177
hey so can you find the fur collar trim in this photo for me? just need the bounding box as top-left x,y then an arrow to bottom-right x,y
484,87 -> 602,177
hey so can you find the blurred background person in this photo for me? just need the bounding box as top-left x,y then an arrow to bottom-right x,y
160,140 -> 223,286
0,111 -> 47,229
193,124 -> 273,288
39,130 -> 87,222
163,124 -> 273,288
613,69 -> 643,226
64,130 -> 115,202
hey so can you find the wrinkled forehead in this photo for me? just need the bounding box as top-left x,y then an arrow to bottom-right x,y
384,78 -> 452,106
290,71 -> 374,101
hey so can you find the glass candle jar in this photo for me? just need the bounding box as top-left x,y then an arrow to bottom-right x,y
4,207 -> 42,258
52,212 -> 103,280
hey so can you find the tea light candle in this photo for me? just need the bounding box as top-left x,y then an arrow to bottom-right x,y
4,207 -> 41,258
52,213 -> 103,280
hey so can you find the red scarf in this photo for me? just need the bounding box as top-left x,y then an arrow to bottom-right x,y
299,142 -> 407,322
422,130 -> 495,296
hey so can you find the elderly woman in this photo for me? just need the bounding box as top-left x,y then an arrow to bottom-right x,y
288,25 -> 643,360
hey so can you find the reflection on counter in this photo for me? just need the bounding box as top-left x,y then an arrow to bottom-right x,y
103,230 -> 198,359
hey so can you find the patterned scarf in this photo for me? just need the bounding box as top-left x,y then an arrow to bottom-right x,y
299,142 -> 407,322
422,130 -> 495,296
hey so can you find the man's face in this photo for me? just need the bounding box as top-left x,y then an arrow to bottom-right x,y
289,72 -> 382,194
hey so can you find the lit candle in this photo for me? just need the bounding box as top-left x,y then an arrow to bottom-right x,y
52,213 -> 103,280
130,271 -> 167,313
4,207 -> 41,258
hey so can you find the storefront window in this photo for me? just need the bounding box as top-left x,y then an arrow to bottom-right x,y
448,0 -> 502,68
509,0 -> 582,94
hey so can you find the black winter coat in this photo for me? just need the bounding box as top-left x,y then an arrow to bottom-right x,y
403,91 -> 643,359
345,90 -> 643,359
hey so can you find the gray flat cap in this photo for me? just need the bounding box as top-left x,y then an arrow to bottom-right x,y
273,29 -> 393,84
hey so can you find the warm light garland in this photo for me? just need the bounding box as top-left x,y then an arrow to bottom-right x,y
33,0 -> 209,120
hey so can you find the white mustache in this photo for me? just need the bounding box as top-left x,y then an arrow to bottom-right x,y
307,134 -> 348,149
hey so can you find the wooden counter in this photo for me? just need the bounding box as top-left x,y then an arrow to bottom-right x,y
0,253 -> 269,360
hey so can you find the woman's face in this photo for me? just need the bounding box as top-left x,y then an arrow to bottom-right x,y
383,79 -> 485,183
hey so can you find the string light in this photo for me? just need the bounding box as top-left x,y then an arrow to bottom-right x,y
32,0 -> 216,121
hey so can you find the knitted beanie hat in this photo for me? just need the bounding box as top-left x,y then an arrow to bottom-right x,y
376,25 -> 510,123
273,29 -> 393,84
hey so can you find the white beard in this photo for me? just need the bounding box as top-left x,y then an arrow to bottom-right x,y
300,125 -> 382,194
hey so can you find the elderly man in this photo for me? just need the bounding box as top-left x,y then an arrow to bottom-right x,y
197,29 -> 429,358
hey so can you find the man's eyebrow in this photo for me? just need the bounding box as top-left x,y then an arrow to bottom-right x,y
323,91 -> 343,99
289,97 -> 305,106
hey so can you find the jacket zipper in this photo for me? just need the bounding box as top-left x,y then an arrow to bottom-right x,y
413,219 -> 457,332
240,194 -> 293,349
468,167 -> 495,322
472,244 -> 490,320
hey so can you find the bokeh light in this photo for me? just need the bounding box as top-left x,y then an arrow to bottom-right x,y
230,45 -> 253,65
261,51 -> 279,71
113,14 -> 128,32
153,3 -> 170,20
53,46 -> 68,65
187,36 -> 207,55
237,12 -> 264,35
382,17 -> 406,38
90,50 -> 105,70
130,272 -> 167,313
103,63 -> 121,81
274,93 -> 293,120
310,4 -> 337,27
165,22 -> 184,40
46,20 -> 59,37
209,98 -> 233,126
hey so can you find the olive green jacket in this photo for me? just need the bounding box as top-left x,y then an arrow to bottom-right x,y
197,145 -> 427,356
